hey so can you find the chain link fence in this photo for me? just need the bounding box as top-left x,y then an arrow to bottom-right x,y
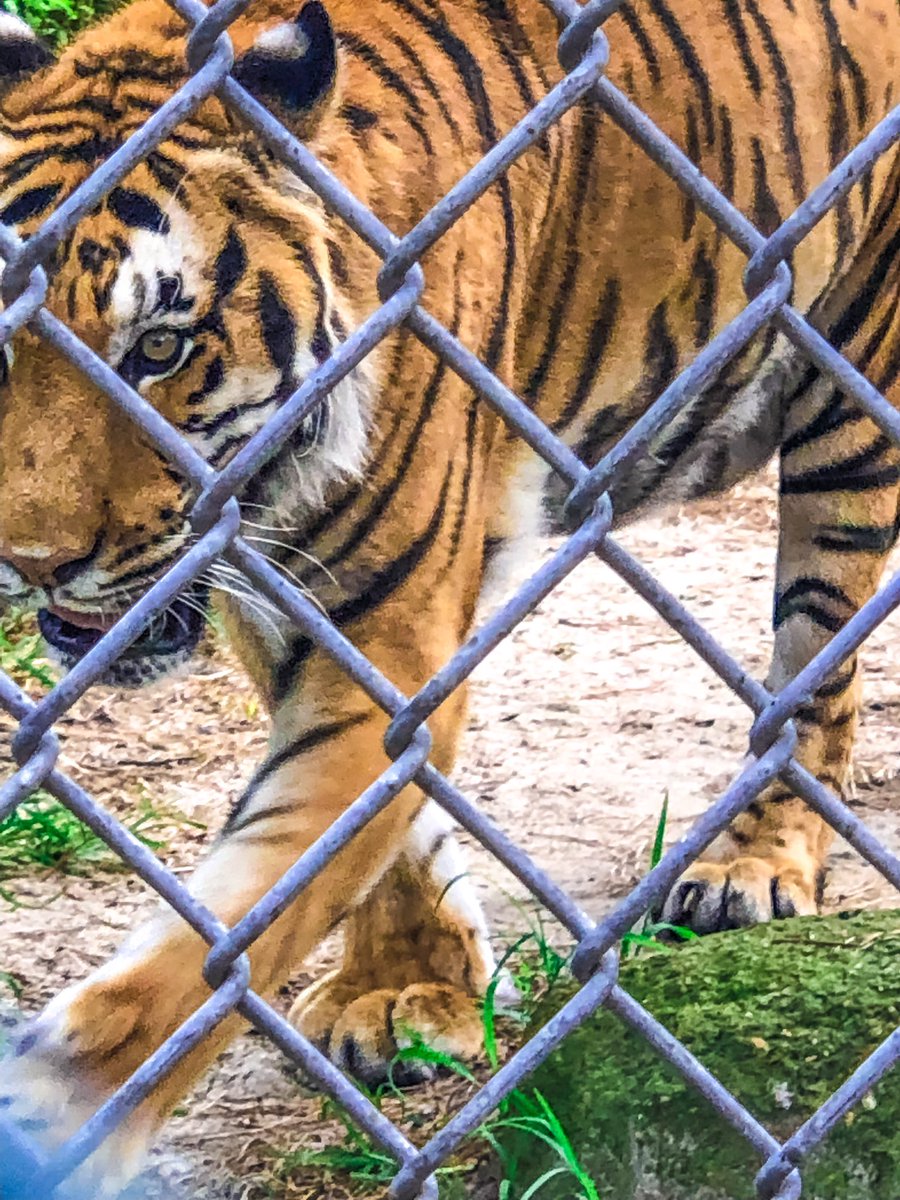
0,0 -> 899,1195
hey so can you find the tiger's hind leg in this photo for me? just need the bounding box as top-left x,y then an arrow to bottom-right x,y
288,801 -> 497,1085
665,374 -> 900,933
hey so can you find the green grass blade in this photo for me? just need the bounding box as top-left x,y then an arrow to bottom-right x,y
650,791 -> 669,870
519,1166 -> 570,1199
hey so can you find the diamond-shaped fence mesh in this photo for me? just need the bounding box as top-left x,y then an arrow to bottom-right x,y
0,0 -> 898,1196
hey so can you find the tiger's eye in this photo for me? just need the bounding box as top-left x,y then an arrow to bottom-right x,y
140,329 -> 181,363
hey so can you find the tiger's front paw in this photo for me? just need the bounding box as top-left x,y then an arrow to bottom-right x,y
661,855 -> 820,935
0,987 -> 152,1199
289,978 -> 484,1087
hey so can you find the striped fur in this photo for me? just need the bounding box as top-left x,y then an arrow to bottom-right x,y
0,0 -> 898,1192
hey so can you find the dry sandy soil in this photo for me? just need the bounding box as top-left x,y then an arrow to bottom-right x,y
2,467 -> 900,1197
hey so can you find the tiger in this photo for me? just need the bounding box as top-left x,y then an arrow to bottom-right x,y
0,0 -> 897,1193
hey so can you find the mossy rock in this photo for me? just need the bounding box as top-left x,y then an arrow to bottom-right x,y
494,910 -> 900,1199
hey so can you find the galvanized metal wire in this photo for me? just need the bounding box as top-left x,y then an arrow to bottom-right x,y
0,0 -> 899,1196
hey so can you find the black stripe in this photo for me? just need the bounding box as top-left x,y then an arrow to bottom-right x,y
876,326 -> 900,394
0,116 -> 101,140
841,39 -> 868,127
214,227 -> 247,302
272,635 -> 316,702
292,242 -> 329,357
574,404 -> 629,466
441,396 -> 480,577
106,549 -> 183,591
482,535 -> 506,574
285,406 -> 404,553
815,668 -> 856,700
273,472 -> 453,702
319,266 -> 464,569
322,359 -> 447,569
388,0 -> 515,369
94,265 -> 120,315
524,116 -> 597,401
721,0 -> 761,96
682,105 -> 700,238
815,0 -> 849,165
384,30 -> 463,142
324,468 -> 452,630
0,148 -> 57,188
857,296 -> 899,375
781,363 -> 820,411
643,300 -> 679,399
649,395 -> 721,475
774,577 -> 853,631
621,3 -> 661,85
258,271 -> 296,377
646,0 -> 715,144
224,713 -> 371,833
342,103 -> 378,132
107,187 -> 169,234
515,129 -> 568,346
143,151 -> 186,195
73,57 -> 184,85
691,243 -> 717,347
480,0 -> 544,124
812,522 -> 900,555
868,145 -> 900,241
780,391 -> 862,456
815,0 -> 855,259
0,182 -> 61,225
326,240 -> 350,287
167,132 -> 217,153
552,277 -> 621,434
110,531 -> 179,568
4,135 -> 117,171
744,0 -> 806,204
830,218 -> 900,350
717,104 -> 736,201
750,136 -> 781,235
782,464 -> 900,495
340,32 -> 434,155
183,392 -> 278,437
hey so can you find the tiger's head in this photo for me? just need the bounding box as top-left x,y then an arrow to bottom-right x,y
0,1 -> 374,686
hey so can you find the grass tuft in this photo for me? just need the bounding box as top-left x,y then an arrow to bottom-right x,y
0,791 -> 202,884
0,610 -> 55,690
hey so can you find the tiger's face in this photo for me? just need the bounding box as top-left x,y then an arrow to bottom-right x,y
0,2 -> 370,686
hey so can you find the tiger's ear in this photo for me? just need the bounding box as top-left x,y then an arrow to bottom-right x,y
0,10 -> 53,92
233,2 -> 337,126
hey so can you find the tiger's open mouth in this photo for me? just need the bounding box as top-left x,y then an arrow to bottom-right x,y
37,587 -> 209,687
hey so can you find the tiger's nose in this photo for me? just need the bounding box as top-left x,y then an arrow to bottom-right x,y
0,541 -> 101,588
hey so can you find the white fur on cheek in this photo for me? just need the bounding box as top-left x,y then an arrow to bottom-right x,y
107,205 -> 205,360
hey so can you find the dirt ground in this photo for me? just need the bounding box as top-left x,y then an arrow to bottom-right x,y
2,467 -> 900,1197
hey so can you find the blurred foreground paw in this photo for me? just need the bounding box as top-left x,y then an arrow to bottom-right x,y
0,1007 -> 150,1200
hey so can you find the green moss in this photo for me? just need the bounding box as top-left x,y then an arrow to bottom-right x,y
4,0 -> 123,48
497,911 -> 900,1199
